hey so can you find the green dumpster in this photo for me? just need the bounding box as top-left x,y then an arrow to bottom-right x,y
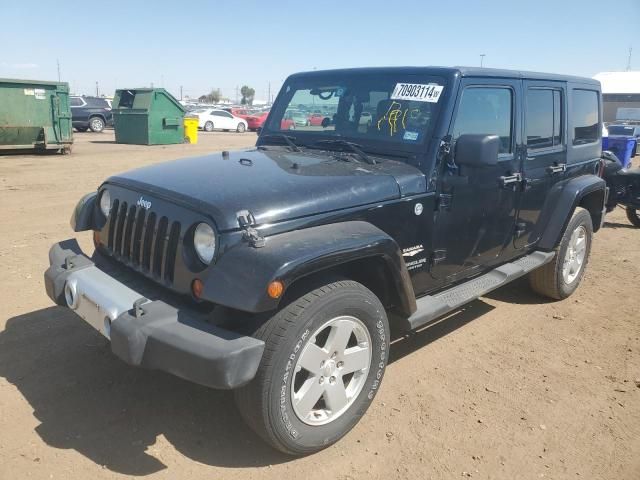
112,88 -> 185,145
0,78 -> 73,153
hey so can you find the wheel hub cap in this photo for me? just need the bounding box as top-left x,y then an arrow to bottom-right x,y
291,315 -> 372,426
562,225 -> 587,284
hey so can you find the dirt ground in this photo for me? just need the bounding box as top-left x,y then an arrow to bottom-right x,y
1,131 -> 638,480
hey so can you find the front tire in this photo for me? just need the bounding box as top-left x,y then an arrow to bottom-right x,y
529,207 -> 593,300
236,122 -> 246,133
626,207 -> 640,227
235,280 -> 389,455
89,116 -> 105,133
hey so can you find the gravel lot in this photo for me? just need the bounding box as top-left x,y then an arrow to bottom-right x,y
1,131 -> 639,480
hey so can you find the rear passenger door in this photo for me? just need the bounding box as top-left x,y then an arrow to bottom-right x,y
515,81 -> 566,249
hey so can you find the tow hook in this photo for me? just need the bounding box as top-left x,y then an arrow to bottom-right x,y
237,210 -> 265,248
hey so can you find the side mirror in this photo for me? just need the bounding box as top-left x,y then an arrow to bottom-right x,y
455,134 -> 500,167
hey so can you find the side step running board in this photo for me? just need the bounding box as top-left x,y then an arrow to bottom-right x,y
403,251 -> 555,331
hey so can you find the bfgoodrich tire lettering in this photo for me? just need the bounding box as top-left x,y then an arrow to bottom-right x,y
234,280 -> 389,455
529,207 -> 593,300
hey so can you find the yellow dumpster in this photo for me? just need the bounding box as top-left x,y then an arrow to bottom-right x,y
183,116 -> 199,144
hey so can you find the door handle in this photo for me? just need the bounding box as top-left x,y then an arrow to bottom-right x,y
546,163 -> 567,174
499,172 -> 522,188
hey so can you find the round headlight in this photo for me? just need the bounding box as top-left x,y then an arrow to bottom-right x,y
99,190 -> 111,217
193,223 -> 216,264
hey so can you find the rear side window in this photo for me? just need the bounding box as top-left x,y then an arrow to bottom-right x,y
526,89 -> 563,149
453,87 -> 513,154
70,97 -> 84,107
572,89 -> 599,145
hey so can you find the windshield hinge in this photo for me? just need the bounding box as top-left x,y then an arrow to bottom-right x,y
237,210 -> 265,248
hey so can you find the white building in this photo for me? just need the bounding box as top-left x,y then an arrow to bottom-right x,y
593,71 -> 640,122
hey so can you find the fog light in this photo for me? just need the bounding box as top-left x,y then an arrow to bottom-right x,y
191,279 -> 203,299
267,280 -> 284,299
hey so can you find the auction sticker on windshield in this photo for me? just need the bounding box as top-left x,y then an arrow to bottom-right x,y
391,83 -> 443,103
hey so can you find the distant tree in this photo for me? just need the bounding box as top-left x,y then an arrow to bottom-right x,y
240,85 -> 255,106
199,88 -> 221,104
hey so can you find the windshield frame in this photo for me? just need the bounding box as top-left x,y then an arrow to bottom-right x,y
261,72 -> 449,156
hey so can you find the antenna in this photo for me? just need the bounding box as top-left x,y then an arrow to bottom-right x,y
627,46 -> 633,71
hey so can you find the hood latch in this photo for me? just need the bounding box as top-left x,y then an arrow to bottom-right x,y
237,210 -> 265,248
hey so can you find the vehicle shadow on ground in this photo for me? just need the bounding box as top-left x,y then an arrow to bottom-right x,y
2,299 -> 503,475
484,276 -> 553,305
0,307 -> 290,475
89,141 -> 118,144
604,221 -> 636,230
389,299 -> 494,363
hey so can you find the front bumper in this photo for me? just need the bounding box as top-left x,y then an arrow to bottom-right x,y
44,240 -> 264,389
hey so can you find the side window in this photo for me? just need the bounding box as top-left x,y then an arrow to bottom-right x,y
526,88 -> 563,150
572,89 -> 599,145
70,97 -> 84,107
223,112 -> 233,118
453,87 -> 513,154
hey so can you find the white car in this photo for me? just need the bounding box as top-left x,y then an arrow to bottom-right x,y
196,109 -> 248,133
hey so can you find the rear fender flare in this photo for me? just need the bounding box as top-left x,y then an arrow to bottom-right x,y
537,175 -> 606,250
202,221 -> 416,315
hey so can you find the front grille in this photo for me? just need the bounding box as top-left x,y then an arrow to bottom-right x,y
106,199 -> 181,285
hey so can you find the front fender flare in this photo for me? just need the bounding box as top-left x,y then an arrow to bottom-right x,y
202,221 -> 416,315
537,175 -> 606,250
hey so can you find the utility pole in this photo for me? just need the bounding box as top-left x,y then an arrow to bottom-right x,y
235,85 -> 239,104
180,85 -> 183,101
95,81 -> 99,97
56,59 -> 61,81
480,54 -> 486,68
268,81 -> 271,105
627,47 -> 633,71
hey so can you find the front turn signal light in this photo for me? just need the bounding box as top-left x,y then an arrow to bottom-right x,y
267,280 -> 284,299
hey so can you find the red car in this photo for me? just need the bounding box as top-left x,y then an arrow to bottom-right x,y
307,113 -> 327,126
245,111 -> 269,131
224,108 -> 252,120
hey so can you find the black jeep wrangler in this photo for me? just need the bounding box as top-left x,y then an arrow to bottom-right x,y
45,67 -> 607,455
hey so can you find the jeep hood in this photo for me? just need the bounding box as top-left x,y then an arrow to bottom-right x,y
106,148 -> 426,231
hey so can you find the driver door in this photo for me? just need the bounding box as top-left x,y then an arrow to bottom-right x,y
430,78 -> 523,283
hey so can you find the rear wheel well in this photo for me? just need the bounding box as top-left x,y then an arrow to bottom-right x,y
578,189 -> 605,232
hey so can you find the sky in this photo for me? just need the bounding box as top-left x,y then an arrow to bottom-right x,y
1,0 -> 638,101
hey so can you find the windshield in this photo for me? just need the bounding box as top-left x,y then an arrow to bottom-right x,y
265,73 -> 446,151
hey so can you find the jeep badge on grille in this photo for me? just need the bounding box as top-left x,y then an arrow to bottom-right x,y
136,196 -> 152,210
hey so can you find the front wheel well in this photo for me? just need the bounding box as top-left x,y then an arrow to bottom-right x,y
280,256 -> 405,315
578,188 -> 606,232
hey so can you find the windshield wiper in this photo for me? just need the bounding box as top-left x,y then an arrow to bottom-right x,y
261,134 -> 301,152
313,139 -> 376,165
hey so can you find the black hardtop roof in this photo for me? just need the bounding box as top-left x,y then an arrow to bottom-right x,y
288,66 -> 600,86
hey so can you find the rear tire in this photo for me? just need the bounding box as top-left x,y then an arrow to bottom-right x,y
236,123 -> 246,133
235,280 -> 389,455
89,116 -> 105,133
626,207 -> 640,227
528,207 -> 593,300
204,121 -> 214,132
